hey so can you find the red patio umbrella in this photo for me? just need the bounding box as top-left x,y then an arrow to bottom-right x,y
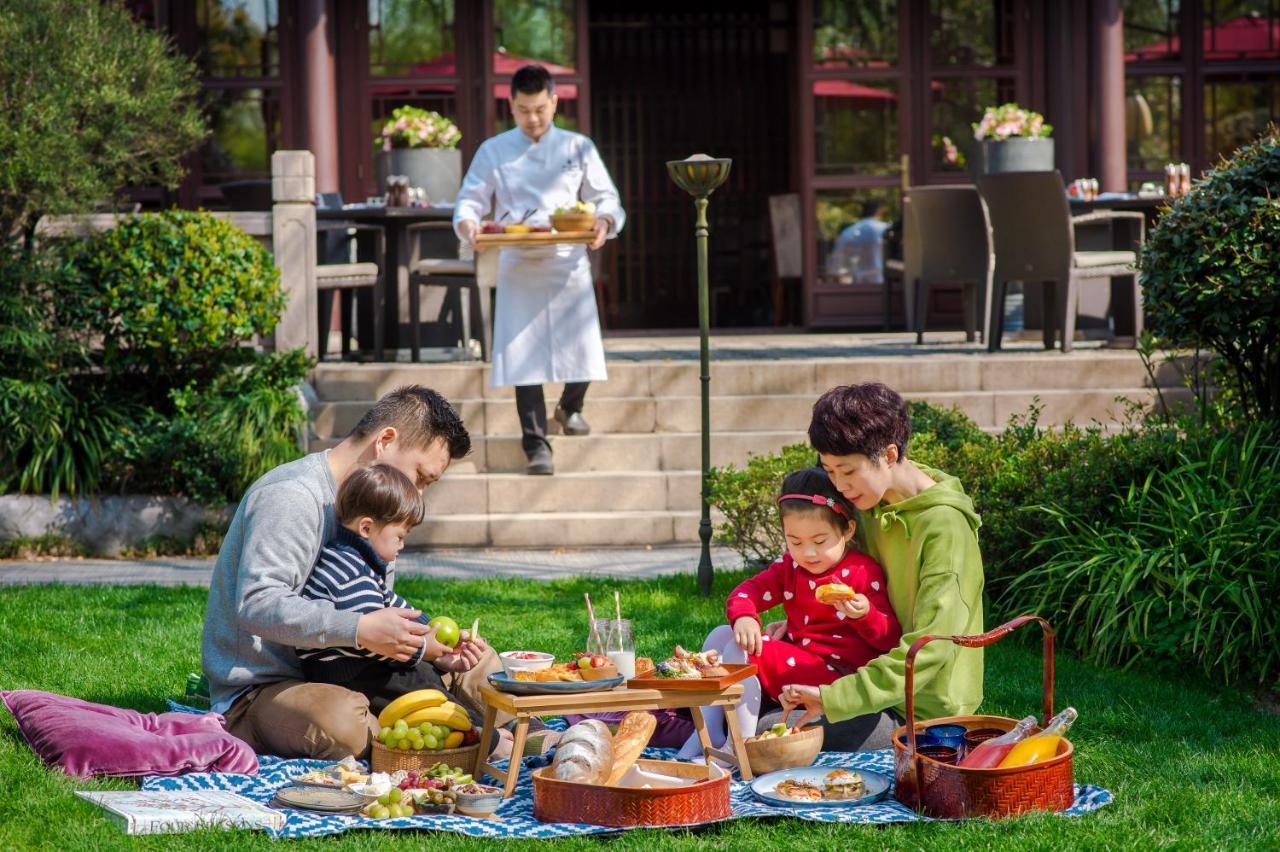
1126,13 -> 1280,62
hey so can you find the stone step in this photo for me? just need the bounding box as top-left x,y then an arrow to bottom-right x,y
311,386 -> 1177,440
313,350 -> 1178,402
407,510 -> 706,547
420,471 -> 703,516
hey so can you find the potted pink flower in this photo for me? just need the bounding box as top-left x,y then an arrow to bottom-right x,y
972,103 -> 1054,174
374,106 -> 463,204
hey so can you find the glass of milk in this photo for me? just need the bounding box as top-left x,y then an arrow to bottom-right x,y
604,619 -> 636,678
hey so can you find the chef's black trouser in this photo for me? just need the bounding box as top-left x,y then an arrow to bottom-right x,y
515,382 -> 589,455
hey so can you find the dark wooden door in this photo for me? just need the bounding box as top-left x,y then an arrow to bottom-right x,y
588,2 -> 794,330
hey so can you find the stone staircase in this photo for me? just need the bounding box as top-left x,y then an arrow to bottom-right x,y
310,345 -> 1183,548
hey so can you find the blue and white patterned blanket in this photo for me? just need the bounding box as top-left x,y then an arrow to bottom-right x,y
144,709 -> 1113,840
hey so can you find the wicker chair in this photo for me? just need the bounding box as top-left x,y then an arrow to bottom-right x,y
315,193 -> 385,360
976,171 -> 1144,352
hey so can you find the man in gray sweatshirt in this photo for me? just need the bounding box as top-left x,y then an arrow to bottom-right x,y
202,385 -> 500,760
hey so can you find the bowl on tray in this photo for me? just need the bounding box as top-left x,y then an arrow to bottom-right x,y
499,650 -> 555,677
550,212 -> 596,233
742,724 -> 824,775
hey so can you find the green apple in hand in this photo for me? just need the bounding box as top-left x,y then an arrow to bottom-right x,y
428,616 -> 461,648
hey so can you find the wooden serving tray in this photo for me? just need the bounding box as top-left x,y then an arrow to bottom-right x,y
475,230 -> 595,247
626,662 -> 758,691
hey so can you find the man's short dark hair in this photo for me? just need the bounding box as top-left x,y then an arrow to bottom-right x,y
862,200 -> 885,219
511,64 -> 554,98
349,385 -> 471,459
809,383 -> 911,461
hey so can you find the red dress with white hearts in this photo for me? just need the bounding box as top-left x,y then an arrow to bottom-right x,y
724,550 -> 901,699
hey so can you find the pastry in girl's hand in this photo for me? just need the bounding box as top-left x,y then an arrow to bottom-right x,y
815,582 -> 857,604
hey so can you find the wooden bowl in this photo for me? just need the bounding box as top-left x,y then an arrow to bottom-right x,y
551,212 -> 596,233
742,725 -> 824,775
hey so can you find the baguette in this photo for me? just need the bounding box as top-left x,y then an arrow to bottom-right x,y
815,582 -> 857,604
605,712 -> 657,786
553,719 -> 614,784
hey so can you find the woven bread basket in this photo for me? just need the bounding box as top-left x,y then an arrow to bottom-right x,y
892,615 -> 1075,819
369,739 -> 481,776
532,759 -> 730,827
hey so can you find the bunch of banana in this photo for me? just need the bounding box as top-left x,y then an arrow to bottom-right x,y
377,688 -> 447,728
403,701 -> 471,732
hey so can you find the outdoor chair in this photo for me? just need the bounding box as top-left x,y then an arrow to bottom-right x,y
888,187 -> 993,344
315,193 -> 386,361
406,221 -> 490,362
976,171 -> 1144,353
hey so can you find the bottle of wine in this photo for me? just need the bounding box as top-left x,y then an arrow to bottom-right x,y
958,715 -> 1038,769
996,707 -> 1078,768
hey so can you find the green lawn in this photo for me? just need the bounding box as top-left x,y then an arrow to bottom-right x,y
2,570 -> 1278,850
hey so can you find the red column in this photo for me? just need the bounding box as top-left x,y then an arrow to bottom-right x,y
1095,0 -> 1126,192
301,0 -> 339,194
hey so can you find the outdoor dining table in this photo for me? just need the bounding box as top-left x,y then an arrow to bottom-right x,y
316,203 -> 456,354
474,681 -> 753,797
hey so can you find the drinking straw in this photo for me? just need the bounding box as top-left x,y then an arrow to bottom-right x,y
614,590 -> 623,630
584,593 -> 605,655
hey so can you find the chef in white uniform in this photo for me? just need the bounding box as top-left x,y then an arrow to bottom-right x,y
454,64 -> 625,475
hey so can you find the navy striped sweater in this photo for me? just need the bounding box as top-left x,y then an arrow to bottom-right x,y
296,526 -> 429,684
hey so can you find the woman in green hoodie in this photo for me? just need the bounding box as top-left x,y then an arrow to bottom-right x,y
777,382 -> 985,750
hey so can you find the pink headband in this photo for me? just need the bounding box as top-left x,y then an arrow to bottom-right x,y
777,493 -> 849,518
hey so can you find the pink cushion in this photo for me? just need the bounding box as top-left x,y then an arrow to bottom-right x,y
1,690 -> 258,779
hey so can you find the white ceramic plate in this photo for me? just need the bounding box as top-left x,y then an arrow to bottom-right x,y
749,766 -> 891,808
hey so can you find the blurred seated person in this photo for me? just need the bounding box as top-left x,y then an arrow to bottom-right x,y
825,201 -> 891,286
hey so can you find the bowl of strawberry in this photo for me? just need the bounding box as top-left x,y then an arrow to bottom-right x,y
573,652 -> 619,681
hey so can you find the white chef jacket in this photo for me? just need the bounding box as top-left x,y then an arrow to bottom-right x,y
453,126 -> 626,387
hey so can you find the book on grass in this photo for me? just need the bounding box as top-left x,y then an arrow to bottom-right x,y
75,790 -> 284,835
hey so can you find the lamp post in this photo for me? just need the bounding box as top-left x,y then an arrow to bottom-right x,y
666,154 -> 732,597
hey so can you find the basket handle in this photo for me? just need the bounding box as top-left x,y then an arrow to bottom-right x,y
903,614 -> 1055,762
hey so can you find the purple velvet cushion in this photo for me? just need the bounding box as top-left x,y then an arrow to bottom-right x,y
1,689 -> 258,779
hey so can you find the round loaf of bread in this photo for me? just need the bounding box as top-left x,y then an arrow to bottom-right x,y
552,719 -> 614,784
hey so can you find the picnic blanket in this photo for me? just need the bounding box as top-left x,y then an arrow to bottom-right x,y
142,738 -> 1113,839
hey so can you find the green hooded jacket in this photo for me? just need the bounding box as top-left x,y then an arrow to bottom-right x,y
819,464 -> 985,724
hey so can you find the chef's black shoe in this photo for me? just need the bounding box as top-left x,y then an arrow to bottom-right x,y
526,443 -> 554,475
554,406 -> 591,436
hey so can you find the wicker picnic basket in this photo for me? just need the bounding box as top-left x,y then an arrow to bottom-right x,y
370,739 -> 482,776
891,615 -> 1075,819
532,759 -> 731,827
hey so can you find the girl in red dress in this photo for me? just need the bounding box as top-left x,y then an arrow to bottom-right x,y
678,467 -> 901,759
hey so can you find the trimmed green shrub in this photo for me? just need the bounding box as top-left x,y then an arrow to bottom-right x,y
1140,125 -> 1280,421
1002,425 -> 1280,689
104,350 -> 313,504
0,0 -> 204,238
70,210 -> 284,385
0,246 -> 123,497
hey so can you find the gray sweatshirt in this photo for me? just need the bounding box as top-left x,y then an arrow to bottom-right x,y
201,450 -> 364,711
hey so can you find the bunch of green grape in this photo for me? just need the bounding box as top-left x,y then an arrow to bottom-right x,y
379,718 -> 454,751
362,787 -> 415,820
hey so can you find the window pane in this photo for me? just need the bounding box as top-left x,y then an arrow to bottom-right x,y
812,0 -> 897,69
930,0 -> 1017,67
814,80 -> 899,176
201,87 -> 280,182
1204,77 -> 1279,162
1206,1 -> 1280,60
1124,0 -> 1181,62
817,188 -> 900,286
1126,75 -> 1181,174
494,95 -> 579,135
929,77 -> 1015,171
494,0 -> 577,72
197,0 -> 278,78
369,0 -> 455,77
